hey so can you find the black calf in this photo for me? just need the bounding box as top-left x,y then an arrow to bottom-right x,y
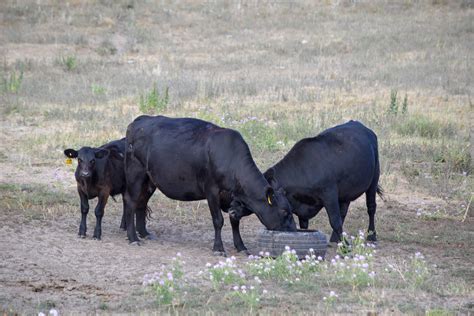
64,138 -> 126,240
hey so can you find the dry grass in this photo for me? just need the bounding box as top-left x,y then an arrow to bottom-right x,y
0,0 -> 473,314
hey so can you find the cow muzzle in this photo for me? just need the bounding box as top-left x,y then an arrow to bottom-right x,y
80,171 -> 91,178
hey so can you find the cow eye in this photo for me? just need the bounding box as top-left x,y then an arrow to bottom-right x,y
90,159 -> 95,164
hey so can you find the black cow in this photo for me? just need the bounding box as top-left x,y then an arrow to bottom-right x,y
229,121 -> 382,242
123,115 -> 297,254
262,120 -> 383,242
64,138 -> 128,240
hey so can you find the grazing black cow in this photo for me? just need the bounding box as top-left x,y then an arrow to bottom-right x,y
262,120 -> 383,242
64,138 -> 127,240
123,115 -> 297,254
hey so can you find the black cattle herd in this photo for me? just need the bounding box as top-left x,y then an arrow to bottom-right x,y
64,116 -> 382,255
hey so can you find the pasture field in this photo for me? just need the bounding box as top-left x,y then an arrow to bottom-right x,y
0,0 -> 473,314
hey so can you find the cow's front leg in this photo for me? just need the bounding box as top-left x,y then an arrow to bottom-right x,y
93,192 -> 109,240
297,205 -> 323,229
78,190 -> 89,238
321,189 -> 343,243
229,208 -> 252,254
330,202 -> 350,242
207,191 -> 226,256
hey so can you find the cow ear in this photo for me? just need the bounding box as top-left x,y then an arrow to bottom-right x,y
265,187 -> 275,206
265,168 -> 281,189
64,149 -> 78,158
108,148 -> 124,160
94,149 -> 109,159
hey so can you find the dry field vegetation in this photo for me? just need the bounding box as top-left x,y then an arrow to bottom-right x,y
0,0 -> 473,314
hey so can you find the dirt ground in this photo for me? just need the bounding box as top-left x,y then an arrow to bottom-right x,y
0,192 -> 275,313
1,179 -> 472,314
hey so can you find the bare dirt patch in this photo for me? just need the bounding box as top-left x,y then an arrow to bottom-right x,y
1,183 -> 472,314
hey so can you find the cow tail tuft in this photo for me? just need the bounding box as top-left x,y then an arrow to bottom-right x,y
376,185 -> 385,201
146,206 -> 153,221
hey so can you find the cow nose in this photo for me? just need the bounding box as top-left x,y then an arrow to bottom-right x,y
80,171 -> 90,177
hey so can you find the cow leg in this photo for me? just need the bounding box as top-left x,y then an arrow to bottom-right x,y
297,205 -> 323,229
120,196 -> 127,231
93,192 -> 109,240
78,191 -> 89,238
330,202 -> 349,242
124,153 -> 148,244
229,208 -> 252,254
123,193 -> 136,243
322,189 -> 343,243
366,185 -> 377,242
136,180 -> 156,240
207,192 -> 226,256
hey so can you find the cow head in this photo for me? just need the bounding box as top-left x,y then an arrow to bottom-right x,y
64,147 -> 109,179
264,168 -> 322,230
257,185 -> 297,231
231,184 -> 296,232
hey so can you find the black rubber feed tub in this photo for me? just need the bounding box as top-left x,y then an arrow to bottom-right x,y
256,229 -> 328,259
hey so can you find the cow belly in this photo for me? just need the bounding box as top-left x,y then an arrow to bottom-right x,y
148,168 -> 206,201
142,142 -> 209,201
157,183 -> 205,201
336,168 -> 373,202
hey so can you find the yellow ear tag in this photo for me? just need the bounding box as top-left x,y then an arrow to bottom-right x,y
267,195 -> 272,206
65,158 -> 72,165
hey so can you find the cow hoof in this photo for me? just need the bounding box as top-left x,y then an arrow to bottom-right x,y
129,241 -> 141,246
144,233 -> 158,241
78,234 -> 86,239
93,236 -> 101,241
213,251 -> 227,257
366,232 -> 377,242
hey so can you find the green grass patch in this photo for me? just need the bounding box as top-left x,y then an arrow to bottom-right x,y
0,183 -> 75,207
139,84 -> 169,114
394,114 -> 456,139
1,67 -> 23,94
238,120 -> 279,151
57,55 -> 78,72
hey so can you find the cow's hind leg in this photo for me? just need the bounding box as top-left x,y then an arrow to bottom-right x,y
136,178 -> 156,240
330,202 -> 350,242
207,191 -> 226,256
78,191 -> 89,238
366,184 -> 377,242
124,152 -> 149,244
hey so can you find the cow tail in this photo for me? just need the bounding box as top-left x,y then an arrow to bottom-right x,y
376,185 -> 385,201
145,206 -> 153,221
